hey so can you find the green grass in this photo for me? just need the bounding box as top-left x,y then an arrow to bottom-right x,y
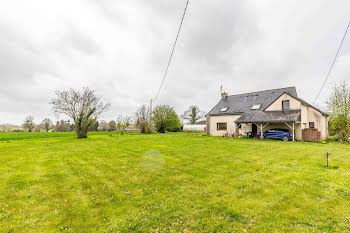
0,132 -> 349,232
0,131 -> 115,141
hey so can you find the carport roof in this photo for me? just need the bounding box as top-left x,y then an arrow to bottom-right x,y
235,110 -> 301,123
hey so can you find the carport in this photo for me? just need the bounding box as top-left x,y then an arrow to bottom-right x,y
235,110 -> 301,141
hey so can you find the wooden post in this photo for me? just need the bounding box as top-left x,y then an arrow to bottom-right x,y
260,123 -> 263,139
234,123 -> 237,138
292,122 -> 295,141
326,152 -> 329,167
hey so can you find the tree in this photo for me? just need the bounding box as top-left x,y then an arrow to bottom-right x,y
41,118 -> 53,132
108,120 -> 117,131
90,121 -> 99,132
50,87 -> 110,138
116,115 -> 131,135
34,125 -> 42,132
23,116 -> 35,132
152,105 -> 182,133
54,120 -> 71,132
67,120 -> 75,131
327,81 -> 350,142
98,120 -> 109,131
181,106 -> 204,124
135,105 -> 151,133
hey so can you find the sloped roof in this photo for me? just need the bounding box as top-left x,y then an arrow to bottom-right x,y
286,94 -> 328,116
207,87 -> 298,116
235,110 -> 301,123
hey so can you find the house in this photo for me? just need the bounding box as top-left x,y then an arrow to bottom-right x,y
206,87 -> 329,141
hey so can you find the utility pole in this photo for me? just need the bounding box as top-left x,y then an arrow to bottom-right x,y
149,98 -> 153,132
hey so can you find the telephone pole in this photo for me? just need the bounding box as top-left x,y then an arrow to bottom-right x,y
149,98 -> 153,132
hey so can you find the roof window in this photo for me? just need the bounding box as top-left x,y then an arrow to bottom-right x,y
251,104 -> 261,110
220,107 -> 228,112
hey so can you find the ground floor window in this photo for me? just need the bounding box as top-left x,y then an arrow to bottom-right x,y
309,122 -> 315,128
217,123 -> 227,130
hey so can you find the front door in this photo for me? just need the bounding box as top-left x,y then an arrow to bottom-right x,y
252,124 -> 257,138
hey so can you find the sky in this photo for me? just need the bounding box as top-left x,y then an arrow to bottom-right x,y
0,0 -> 349,125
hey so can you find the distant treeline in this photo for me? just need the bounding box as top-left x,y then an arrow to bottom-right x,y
0,120 -> 119,133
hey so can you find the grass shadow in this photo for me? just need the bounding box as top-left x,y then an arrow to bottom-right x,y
319,164 -> 339,170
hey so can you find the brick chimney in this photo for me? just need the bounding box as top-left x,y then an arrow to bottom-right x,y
221,92 -> 228,99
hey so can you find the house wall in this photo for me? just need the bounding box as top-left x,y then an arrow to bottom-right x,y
208,115 -> 242,136
301,105 -> 308,129
295,123 -> 302,140
241,123 -> 252,134
307,107 -> 328,140
266,93 -> 328,140
266,93 -> 302,111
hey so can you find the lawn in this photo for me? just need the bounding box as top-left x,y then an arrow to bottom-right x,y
0,132 -> 349,232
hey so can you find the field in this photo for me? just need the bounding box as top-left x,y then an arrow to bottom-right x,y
0,132 -> 349,232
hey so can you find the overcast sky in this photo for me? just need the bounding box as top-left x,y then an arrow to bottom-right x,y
0,0 -> 349,125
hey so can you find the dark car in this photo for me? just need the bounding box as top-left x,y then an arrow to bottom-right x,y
257,128 -> 292,141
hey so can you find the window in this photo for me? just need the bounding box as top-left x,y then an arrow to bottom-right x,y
251,104 -> 261,110
217,123 -> 227,130
220,107 -> 228,112
282,100 -> 290,110
309,122 -> 315,128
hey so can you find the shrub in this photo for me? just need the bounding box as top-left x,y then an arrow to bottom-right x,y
152,105 -> 181,133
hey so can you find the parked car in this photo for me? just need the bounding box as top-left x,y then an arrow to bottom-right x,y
257,128 -> 292,141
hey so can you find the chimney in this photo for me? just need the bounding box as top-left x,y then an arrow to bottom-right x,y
221,92 -> 228,99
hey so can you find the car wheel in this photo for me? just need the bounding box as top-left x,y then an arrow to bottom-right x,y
282,136 -> 289,141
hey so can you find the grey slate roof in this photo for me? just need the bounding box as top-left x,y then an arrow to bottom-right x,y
207,87 -> 298,116
207,86 -> 328,123
235,110 -> 301,123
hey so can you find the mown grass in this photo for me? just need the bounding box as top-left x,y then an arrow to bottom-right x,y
0,131 -> 116,141
0,132 -> 349,232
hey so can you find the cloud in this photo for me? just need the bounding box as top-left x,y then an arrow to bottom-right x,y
0,0 -> 350,124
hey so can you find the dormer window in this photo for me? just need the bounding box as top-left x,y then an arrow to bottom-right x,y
282,100 -> 290,110
251,104 -> 261,110
220,107 -> 228,112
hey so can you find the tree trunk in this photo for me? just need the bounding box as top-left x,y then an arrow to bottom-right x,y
76,127 -> 88,138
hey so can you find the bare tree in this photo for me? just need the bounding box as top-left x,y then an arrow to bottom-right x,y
41,118 -> 53,132
116,115 -> 131,135
50,87 -> 110,138
181,106 -> 204,124
23,116 -> 35,132
90,121 -> 99,132
54,120 -> 72,132
108,120 -> 117,131
98,120 -> 109,131
135,105 -> 151,133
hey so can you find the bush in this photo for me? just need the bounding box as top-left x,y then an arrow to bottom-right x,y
152,105 -> 182,133
329,115 -> 350,143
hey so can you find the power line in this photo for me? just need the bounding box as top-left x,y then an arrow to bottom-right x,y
153,0 -> 190,102
313,20 -> 350,104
